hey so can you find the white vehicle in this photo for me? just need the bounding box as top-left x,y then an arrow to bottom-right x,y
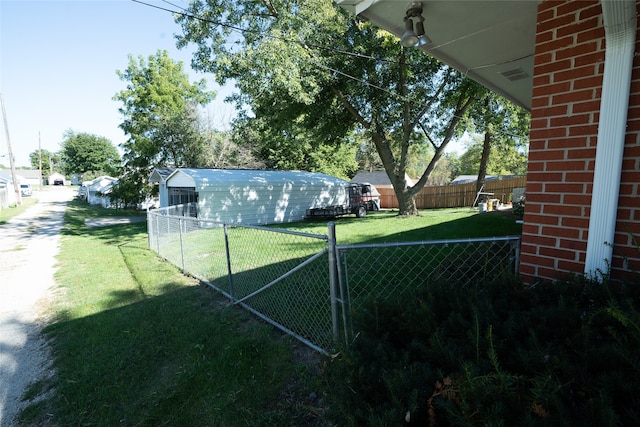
20,183 -> 32,197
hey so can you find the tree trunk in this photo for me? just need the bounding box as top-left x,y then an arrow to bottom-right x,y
396,187 -> 419,216
476,130 -> 491,195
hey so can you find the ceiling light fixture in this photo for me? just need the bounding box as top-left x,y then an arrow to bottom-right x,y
400,2 -> 431,48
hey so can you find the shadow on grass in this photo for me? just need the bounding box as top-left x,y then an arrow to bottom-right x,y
61,200 -> 147,241
20,284 -> 321,427
373,211 -> 522,243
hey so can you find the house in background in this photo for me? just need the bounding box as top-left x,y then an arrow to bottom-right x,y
0,173 -> 13,209
350,171 -> 416,189
0,169 -> 42,187
149,168 -> 350,225
336,0 -> 640,282
86,176 -> 117,208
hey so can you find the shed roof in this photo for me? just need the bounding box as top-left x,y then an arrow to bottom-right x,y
161,168 -> 348,189
148,167 -> 177,184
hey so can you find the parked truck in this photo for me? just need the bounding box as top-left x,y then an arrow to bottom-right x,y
305,183 -> 379,220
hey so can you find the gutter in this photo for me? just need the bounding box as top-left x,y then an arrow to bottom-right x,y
584,0 -> 637,277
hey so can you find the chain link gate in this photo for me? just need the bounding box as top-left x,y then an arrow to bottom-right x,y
333,236 -> 521,346
148,206 -> 521,354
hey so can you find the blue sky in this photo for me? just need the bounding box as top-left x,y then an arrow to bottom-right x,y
0,0 -> 235,168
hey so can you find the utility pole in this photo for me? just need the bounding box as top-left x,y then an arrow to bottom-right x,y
1,93 -> 21,206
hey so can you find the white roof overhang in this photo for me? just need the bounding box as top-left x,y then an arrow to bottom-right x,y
335,0 -> 539,110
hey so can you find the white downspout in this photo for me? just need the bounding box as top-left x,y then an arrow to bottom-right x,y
584,1 -> 636,277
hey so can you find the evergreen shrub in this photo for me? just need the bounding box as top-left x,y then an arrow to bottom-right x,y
322,276 -> 640,426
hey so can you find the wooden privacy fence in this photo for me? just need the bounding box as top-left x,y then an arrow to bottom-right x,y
377,176 -> 526,209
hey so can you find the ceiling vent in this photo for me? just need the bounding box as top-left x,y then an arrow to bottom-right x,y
499,67 -> 529,81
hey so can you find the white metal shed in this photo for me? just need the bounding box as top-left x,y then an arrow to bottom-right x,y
152,168 -> 349,224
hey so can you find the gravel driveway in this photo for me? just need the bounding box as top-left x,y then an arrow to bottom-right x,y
0,186 -> 74,426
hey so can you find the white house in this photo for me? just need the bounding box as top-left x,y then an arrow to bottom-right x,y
0,171 -> 20,208
86,176 -> 117,208
149,168 -> 350,224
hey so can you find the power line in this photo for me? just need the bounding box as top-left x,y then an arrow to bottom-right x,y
129,0 -> 485,118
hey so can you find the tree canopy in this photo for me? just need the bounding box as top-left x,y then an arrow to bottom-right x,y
113,50 -> 214,204
58,130 -> 120,178
174,0 -> 495,214
29,149 -> 60,173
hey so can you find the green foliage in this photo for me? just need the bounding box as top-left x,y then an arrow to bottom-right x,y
175,0 -> 489,213
232,113 -> 358,178
29,148 -> 60,172
59,130 -> 120,177
458,133 -> 528,176
113,50 -> 214,200
323,277 -> 640,426
513,196 -> 526,218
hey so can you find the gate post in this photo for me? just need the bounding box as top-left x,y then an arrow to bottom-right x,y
224,224 -> 235,302
327,222 -> 340,343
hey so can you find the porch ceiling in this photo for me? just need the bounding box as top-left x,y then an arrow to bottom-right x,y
335,0 -> 539,110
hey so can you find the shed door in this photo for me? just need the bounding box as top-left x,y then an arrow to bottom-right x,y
168,187 -> 198,206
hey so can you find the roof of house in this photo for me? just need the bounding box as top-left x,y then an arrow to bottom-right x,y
335,1 -> 537,110
350,171 -> 416,187
148,167 -> 177,184
449,175 -> 522,185
0,169 -> 41,180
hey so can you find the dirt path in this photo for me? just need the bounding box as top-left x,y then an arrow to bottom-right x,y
0,186 -> 74,426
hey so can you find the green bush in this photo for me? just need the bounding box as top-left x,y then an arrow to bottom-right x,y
322,277 -> 640,426
512,197 -> 525,217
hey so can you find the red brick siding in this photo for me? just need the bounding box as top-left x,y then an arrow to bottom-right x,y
521,0 -> 640,282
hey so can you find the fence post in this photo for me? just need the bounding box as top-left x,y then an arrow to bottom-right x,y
147,210 -> 152,249
223,224 -> 235,302
155,214 -> 161,254
179,217 -> 186,272
327,222 -> 340,344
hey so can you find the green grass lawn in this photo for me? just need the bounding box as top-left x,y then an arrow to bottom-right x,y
19,202 -> 521,425
19,200 -> 323,426
0,196 -> 38,224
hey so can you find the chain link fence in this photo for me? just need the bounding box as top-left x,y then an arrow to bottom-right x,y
148,205 -> 520,354
334,237 -> 521,343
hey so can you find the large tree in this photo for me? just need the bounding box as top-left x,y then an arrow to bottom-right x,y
29,149 -> 60,173
174,0 -> 485,215
113,50 -> 214,203
59,130 -> 120,178
464,93 -> 530,193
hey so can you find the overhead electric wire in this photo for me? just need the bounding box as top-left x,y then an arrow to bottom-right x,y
132,0 -> 404,66
130,0 -> 526,133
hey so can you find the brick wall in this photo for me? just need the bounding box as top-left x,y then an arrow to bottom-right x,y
521,0 -> 640,281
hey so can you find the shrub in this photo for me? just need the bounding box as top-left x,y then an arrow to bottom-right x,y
512,196 -> 525,217
322,277 -> 640,426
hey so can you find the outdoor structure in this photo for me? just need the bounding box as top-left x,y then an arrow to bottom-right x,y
148,167 -> 176,208
0,169 -> 41,187
0,174 -> 11,209
336,0 -> 640,282
149,168 -> 350,224
48,172 -> 65,186
350,170 -> 416,189
86,176 -> 117,208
